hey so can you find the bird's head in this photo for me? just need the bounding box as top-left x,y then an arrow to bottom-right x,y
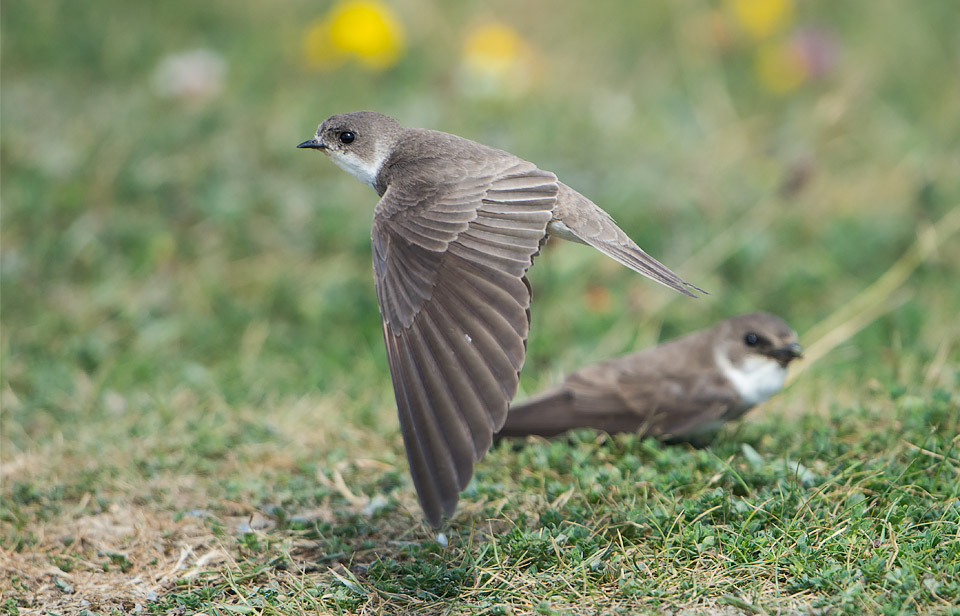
298,111 -> 403,190
725,313 -> 803,369
715,312 -> 803,406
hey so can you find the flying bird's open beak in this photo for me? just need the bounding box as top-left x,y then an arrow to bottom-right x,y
297,137 -> 327,150
771,342 -> 804,366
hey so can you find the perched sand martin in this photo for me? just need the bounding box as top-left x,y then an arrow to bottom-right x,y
299,111 -> 702,526
498,313 -> 802,443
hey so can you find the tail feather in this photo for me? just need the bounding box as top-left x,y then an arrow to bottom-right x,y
497,387 -> 580,438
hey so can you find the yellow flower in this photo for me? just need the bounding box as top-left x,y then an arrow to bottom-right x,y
755,42 -> 806,93
729,0 -> 793,40
460,22 -> 536,98
464,23 -> 522,76
303,0 -> 405,70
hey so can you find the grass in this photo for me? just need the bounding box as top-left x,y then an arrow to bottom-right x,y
2,0 -> 959,614
3,389 -> 957,614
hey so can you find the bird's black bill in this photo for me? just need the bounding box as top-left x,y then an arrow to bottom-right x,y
297,138 -> 326,149
771,342 -> 804,364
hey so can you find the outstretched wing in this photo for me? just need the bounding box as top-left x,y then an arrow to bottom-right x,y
372,156 -> 557,526
552,182 -> 704,297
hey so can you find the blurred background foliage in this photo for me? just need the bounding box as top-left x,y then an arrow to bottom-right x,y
2,0 -> 959,451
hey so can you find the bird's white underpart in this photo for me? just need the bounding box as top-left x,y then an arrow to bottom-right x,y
715,349 -> 787,407
326,149 -> 382,189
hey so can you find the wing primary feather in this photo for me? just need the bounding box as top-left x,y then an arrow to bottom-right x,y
438,263 -> 528,366
416,303 -> 505,455
403,317 -> 477,484
390,329 -> 462,520
448,259 -> 531,336
383,329 -> 446,526
431,279 -> 520,395
382,262 -> 420,327
370,159 -> 558,526
584,239 -> 702,297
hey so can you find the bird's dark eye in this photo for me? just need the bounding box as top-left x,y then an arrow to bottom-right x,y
339,131 -> 356,144
744,333 -> 760,346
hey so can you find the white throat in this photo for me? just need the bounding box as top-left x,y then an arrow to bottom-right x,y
328,150 -> 383,189
715,348 -> 787,407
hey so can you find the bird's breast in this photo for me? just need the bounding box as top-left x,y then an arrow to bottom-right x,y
715,350 -> 787,407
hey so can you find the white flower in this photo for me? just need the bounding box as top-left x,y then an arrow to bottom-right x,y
152,49 -> 226,103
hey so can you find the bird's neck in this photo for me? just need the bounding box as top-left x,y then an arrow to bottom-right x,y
714,347 -> 787,407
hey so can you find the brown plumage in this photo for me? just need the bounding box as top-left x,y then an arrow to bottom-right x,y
298,111 -> 702,526
498,313 -> 802,443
